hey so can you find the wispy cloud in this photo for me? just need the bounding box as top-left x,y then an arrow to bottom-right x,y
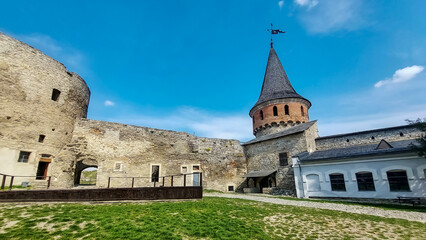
314,65 -> 426,136
294,0 -> 318,9
295,0 -> 369,33
108,107 -> 253,141
374,65 -> 424,88
278,1 -> 285,9
104,100 -> 115,107
11,33 -> 88,75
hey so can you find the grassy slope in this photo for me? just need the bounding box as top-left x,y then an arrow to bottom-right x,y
0,197 -> 424,239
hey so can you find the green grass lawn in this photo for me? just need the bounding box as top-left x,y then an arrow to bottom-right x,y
0,197 -> 425,239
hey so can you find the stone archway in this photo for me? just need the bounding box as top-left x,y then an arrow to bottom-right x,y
74,158 -> 97,186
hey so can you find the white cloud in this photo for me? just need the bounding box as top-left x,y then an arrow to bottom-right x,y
278,1 -> 285,9
294,0 -> 318,9
295,0 -> 368,33
375,65 -> 424,88
104,100 -> 115,106
107,107 -> 253,141
11,33 -> 87,75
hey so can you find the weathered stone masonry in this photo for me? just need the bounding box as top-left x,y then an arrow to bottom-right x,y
0,32 -> 90,184
51,119 -> 247,191
2,31 -> 423,197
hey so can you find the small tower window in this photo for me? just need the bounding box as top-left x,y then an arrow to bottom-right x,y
284,105 -> 289,115
273,106 -> 278,116
260,110 -> 264,120
279,152 -> 289,166
51,89 -> 61,101
38,135 -> 45,143
301,106 -> 304,116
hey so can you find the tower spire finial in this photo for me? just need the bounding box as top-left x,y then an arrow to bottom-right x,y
267,23 -> 286,48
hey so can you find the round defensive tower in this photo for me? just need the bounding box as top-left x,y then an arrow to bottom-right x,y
0,32 -> 90,183
249,47 -> 311,137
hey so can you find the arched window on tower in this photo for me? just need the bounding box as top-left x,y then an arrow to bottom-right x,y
260,110 -> 264,120
273,106 -> 278,116
301,106 -> 305,116
284,105 -> 289,115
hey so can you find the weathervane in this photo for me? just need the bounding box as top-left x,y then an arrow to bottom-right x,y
267,23 -> 285,48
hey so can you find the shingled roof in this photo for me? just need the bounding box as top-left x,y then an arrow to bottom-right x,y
297,139 -> 417,163
252,47 -> 310,111
242,121 -> 316,145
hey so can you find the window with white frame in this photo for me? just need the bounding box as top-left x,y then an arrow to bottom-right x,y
356,172 -> 375,191
193,165 -> 200,171
387,170 -> 410,191
329,173 -> 346,191
114,162 -> 123,171
18,151 -> 31,163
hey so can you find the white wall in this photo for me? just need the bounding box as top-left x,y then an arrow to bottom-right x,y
293,155 -> 426,199
0,147 -> 40,185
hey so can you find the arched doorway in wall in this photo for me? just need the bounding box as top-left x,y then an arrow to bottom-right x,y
74,159 -> 98,186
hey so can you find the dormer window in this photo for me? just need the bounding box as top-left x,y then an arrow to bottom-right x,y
51,89 -> 61,101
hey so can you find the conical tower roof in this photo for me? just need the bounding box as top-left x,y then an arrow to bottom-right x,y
251,47 -> 310,112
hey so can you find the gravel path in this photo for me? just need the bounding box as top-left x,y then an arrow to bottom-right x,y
204,193 -> 426,223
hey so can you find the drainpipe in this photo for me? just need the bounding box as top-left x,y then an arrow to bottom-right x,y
292,157 -> 304,198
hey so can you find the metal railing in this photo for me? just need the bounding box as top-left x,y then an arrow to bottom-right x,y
107,172 -> 203,189
0,173 -> 51,191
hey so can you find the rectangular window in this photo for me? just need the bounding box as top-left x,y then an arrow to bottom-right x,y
51,89 -> 61,101
387,170 -> 410,191
151,165 -> 160,182
114,162 -> 122,171
279,152 -> 289,166
193,165 -> 200,171
228,186 -> 234,192
38,135 -> 45,143
18,151 -> 31,163
356,172 -> 375,191
181,166 -> 187,173
330,174 -> 346,191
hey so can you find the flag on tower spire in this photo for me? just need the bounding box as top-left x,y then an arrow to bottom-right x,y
267,23 -> 285,48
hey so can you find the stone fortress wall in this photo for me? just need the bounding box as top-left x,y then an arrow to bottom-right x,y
315,125 -> 423,151
0,32 -> 90,184
51,119 -> 247,191
1,31 -> 423,195
242,122 -> 318,194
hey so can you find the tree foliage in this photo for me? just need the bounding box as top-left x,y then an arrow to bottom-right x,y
407,118 -> 426,158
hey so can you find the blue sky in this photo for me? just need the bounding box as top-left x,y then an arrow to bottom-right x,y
1,0 -> 425,141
